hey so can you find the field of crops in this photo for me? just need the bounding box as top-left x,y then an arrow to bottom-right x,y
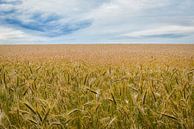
0,45 -> 194,129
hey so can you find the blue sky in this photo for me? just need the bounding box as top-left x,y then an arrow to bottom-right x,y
0,0 -> 194,44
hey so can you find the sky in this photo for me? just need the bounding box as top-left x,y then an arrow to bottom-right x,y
0,0 -> 194,44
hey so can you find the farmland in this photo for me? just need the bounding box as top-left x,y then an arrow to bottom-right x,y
0,44 -> 194,129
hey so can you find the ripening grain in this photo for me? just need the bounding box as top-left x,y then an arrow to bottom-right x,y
0,45 -> 193,129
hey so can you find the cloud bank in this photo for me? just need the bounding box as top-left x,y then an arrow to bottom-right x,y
0,0 -> 194,44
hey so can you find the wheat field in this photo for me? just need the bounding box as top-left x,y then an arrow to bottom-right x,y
0,45 -> 194,129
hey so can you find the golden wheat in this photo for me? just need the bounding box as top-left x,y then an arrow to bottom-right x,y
0,45 -> 193,129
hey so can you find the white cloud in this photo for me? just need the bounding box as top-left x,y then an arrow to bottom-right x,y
123,25 -> 194,37
0,26 -> 50,43
87,0 -> 170,19
0,26 -> 27,39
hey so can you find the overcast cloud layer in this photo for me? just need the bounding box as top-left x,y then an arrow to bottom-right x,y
0,0 -> 194,44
